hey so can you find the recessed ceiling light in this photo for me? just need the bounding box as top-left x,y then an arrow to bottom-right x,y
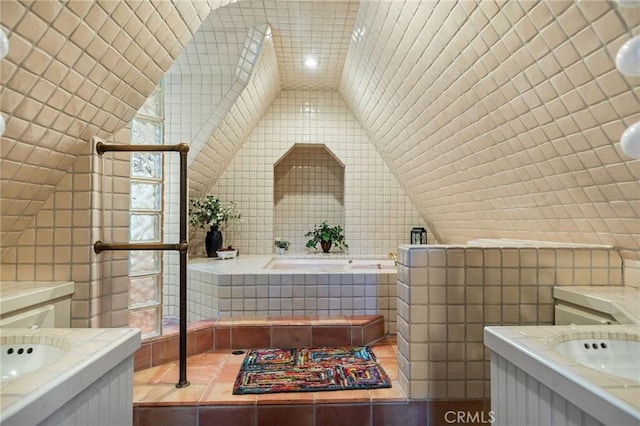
304,57 -> 318,68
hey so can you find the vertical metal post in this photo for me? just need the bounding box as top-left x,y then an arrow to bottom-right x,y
176,143 -> 190,388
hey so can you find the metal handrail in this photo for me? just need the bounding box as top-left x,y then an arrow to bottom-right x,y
94,141 -> 190,388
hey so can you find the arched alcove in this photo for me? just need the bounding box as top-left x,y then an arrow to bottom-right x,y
274,144 -> 345,253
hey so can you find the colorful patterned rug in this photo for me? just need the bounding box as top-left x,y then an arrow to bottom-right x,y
232,346 -> 392,394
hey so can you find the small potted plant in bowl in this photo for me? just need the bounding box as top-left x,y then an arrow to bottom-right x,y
274,238 -> 290,255
305,221 -> 348,253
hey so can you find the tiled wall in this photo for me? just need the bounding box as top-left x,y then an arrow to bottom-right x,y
340,1 -> 640,260
274,145 -> 345,252
186,25 -> 280,197
185,27 -> 282,261
396,244 -> 623,400
203,90 -> 428,256
187,268 -> 397,334
625,259 -> 640,288
0,1 -> 219,251
0,130 -> 131,327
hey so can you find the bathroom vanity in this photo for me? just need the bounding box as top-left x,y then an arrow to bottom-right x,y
0,281 -> 75,328
554,286 -> 639,325
486,285 -> 640,425
485,324 -> 639,426
0,327 -> 141,426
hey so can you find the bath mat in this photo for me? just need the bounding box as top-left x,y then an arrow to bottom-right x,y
233,346 -> 391,394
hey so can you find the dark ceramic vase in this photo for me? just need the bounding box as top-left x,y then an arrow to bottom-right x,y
320,240 -> 332,253
205,225 -> 223,257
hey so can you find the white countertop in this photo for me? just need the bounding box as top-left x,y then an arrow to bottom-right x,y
0,281 -> 75,317
554,286 -> 640,325
0,327 -> 140,425
485,324 -> 640,426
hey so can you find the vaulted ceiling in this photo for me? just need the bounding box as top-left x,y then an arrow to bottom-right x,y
1,0 -> 639,260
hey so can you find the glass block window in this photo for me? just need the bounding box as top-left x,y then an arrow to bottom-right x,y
131,182 -> 162,210
129,250 -> 161,276
131,151 -> 162,179
128,83 -> 164,339
130,213 -> 161,241
130,275 -> 160,307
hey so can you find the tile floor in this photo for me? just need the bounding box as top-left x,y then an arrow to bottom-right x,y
133,336 -> 410,426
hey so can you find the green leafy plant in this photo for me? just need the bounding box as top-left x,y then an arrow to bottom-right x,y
304,221 -> 348,252
188,195 -> 241,229
274,238 -> 290,250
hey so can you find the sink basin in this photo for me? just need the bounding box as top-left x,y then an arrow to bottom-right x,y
555,338 -> 640,382
1,343 -> 67,382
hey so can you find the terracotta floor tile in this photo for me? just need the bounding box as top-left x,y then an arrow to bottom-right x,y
268,315 -> 314,325
215,371 -> 241,385
312,326 -> 351,346
313,389 -> 371,404
198,406 -> 256,426
187,319 -> 215,330
233,316 -> 270,325
136,406 -> 197,426
135,335 -> 405,409
310,316 -> 350,325
187,352 -> 228,364
316,404 -> 372,426
134,363 -> 176,384
256,391 -> 316,405
133,385 -> 155,403
368,381 -> 407,402
225,351 -> 249,365
168,363 -> 221,385
142,383 -> 208,405
215,318 -> 235,327
272,326 -> 312,347
134,343 -> 152,371
372,401 -> 428,426
200,382 -> 258,405
231,326 -> 270,348
257,405 -> 314,426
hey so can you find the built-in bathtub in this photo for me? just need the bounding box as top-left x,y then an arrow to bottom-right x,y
186,254 -> 398,334
266,258 -> 396,271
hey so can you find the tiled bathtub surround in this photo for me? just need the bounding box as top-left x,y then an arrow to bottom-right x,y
187,255 -> 397,334
396,243 -> 623,400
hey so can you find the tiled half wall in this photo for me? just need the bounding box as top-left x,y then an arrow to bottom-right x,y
396,244 -> 623,400
188,266 -> 397,335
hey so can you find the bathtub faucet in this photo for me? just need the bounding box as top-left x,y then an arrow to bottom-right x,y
388,252 -> 397,266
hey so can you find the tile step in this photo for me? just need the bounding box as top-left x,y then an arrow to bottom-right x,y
135,315 -> 385,371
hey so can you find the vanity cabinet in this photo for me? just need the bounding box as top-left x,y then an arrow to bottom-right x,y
553,286 -> 637,326
0,281 -> 75,328
554,300 -> 617,325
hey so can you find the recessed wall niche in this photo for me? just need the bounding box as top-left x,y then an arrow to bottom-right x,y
274,144 -> 345,253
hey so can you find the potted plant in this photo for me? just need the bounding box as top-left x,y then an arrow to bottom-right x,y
274,238 -> 290,255
189,195 -> 241,257
304,221 -> 348,253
